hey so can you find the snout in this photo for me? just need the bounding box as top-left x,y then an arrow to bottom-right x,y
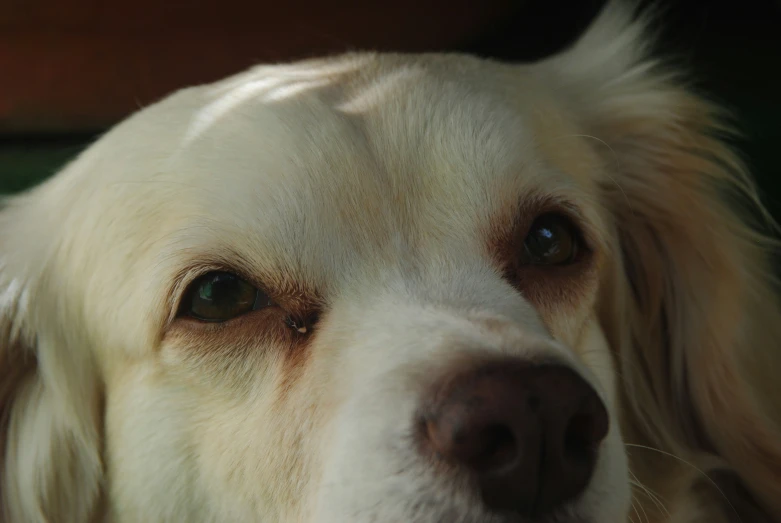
418,359 -> 609,518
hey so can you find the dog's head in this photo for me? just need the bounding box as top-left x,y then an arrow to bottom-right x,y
2,3 -> 781,522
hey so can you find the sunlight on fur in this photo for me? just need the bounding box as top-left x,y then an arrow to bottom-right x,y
1,1 -> 780,522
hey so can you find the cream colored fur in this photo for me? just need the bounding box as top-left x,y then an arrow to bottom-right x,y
2,2 -> 780,522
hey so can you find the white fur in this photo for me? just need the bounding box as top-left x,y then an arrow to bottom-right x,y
2,2 -> 780,522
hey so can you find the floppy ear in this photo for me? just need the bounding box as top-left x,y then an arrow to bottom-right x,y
0,195 -> 104,522
542,2 -> 781,520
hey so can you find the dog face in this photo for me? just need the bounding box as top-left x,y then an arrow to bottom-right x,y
3,3 -> 781,523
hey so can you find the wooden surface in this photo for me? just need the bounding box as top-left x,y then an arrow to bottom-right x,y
0,0 -> 514,133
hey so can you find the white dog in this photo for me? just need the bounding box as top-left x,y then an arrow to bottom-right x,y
2,2 -> 780,522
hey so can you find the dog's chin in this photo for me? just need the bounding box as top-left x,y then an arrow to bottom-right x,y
406,507 -> 590,523
494,513 -> 589,523
460,507 -> 590,523
345,499 -> 591,523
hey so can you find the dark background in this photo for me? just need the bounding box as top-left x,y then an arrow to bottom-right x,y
2,0 -> 780,217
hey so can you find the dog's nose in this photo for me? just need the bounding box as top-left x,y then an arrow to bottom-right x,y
421,360 -> 609,517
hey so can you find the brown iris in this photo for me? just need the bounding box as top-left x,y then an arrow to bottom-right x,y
520,213 -> 580,266
182,271 -> 274,322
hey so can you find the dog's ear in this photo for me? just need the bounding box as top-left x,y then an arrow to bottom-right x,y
0,195 -> 103,522
541,2 -> 781,520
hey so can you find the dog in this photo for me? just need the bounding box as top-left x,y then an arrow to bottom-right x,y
2,2 -> 780,522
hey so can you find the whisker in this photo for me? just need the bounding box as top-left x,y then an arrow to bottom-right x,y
629,499 -> 645,523
625,443 -> 742,523
630,470 -> 669,519
629,485 -> 650,523
642,485 -> 669,518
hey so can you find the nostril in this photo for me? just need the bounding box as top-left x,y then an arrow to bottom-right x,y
564,414 -> 597,462
420,360 -> 610,518
474,424 -> 516,472
563,397 -> 610,463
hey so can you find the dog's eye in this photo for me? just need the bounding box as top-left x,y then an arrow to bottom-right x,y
520,214 -> 580,265
182,272 -> 273,322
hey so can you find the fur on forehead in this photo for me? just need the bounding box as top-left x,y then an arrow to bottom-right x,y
28,49 -> 610,330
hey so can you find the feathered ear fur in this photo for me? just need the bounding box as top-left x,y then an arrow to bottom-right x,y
542,2 -> 781,521
0,194 -> 104,523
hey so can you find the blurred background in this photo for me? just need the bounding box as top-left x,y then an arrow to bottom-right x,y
1,0 -> 780,215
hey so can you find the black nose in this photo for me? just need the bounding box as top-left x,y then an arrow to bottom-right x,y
421,360 -> 609,517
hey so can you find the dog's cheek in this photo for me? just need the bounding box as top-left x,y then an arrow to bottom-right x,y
160,310 -> 296,391
104,364 -> 213,521
148,321 -> 326,520
105,354 -> 318,521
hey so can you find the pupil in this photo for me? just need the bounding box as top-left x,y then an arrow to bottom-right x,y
200,274 -> 239,304
535,227 -> 560,256
184,271 -> 263,322
519,214 -> 578,267
199,280 -> 214,301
